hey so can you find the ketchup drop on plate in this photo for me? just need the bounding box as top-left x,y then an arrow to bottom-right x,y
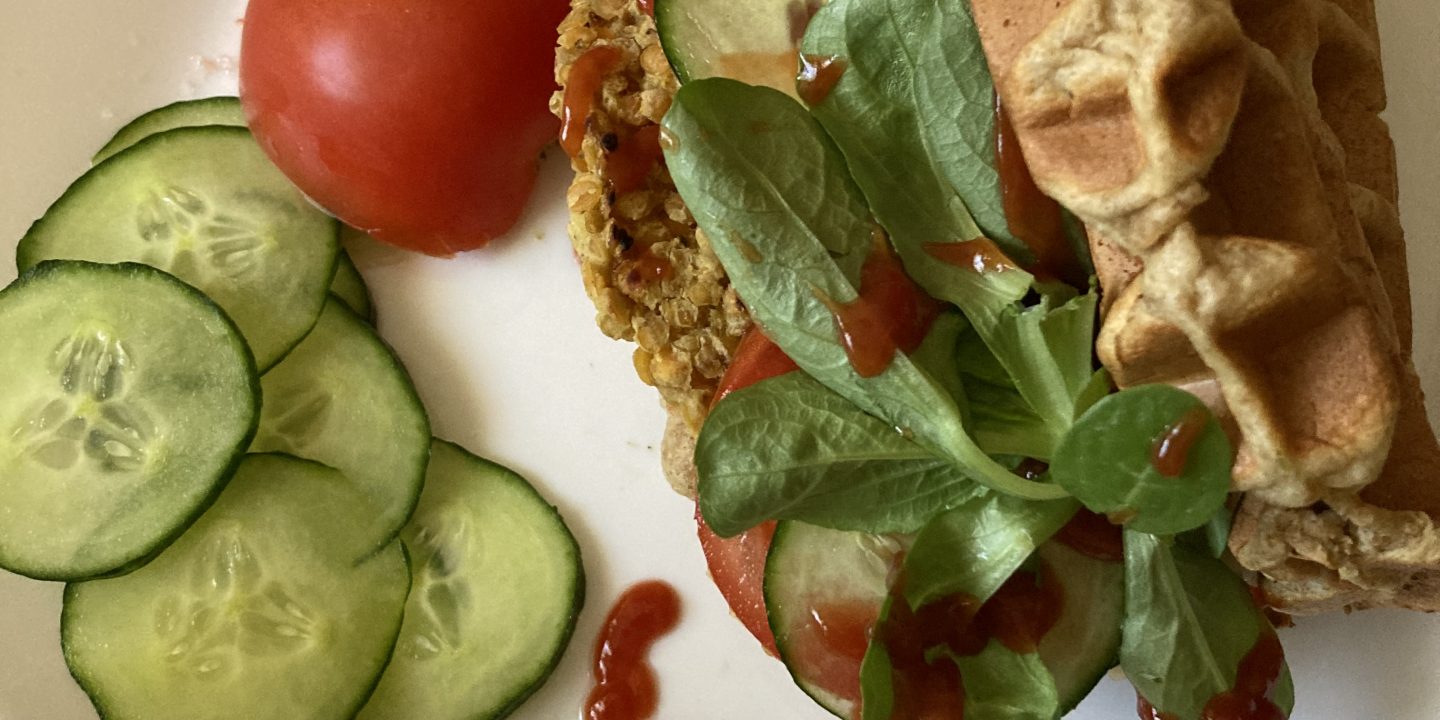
584,580 -> 682,720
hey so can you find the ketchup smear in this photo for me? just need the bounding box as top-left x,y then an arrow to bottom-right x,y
584,581 -> 682,720
562,46 -> 624,158
607,124 -> 665,196
820,242 -> 942,378
1150,406 -> 1211,478
798,561 -> 1066,719
797,54 -> 847,106
923,237 -> 1017,275
1054,507 -> 1125,563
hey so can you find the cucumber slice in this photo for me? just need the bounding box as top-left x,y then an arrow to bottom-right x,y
331,249 -> 376,323
765,524 -> 1124,717
765,521 -> 903,718
654,0 -> 820,96
1037,542 -> 1124,713
358,439 -> 584,720
18,125 -> 340,371
90,99 -> 376,322
0,260 -> 258,581
93,96 -> 245,164
249,297 -> 429,547
62,454 -> 411,720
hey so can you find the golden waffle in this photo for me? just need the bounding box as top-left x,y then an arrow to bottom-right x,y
970,0 -> 1440,612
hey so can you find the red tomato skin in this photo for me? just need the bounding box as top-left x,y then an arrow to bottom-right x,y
711,327 -> 801,408
239,0 -> 568,256
696,506 -> 778,656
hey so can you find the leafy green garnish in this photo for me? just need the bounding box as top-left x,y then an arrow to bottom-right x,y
663,78 -> 1064,500
695,372 -> 984,537
901,493 -> 1077,610
799,0 -> 1018,257
950,643 -> 1060,720
858,596 -> 898,720
800,0 -> 1100,450
1121,531 -> 1294,719
1050,385 -> 1232,535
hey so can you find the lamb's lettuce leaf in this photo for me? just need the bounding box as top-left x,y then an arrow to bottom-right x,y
951,642 -> 1061,720
663,78 -> 1065,500
858,596 -> 898,720
1051,386 -> 1232,535
801,0 -> 1098,450
695,372 -> 985,537
1121,531 -> 1294,719
901,493 -> 1077,610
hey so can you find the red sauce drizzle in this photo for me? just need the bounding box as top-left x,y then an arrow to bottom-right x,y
922,238 -> 1017,275
802,560 -> 1066,719
820,246 -> 940,378
1150,406 -> 1211,478
994,96 -> 1083,286
1054,508 -> 1126,563
584,580 -> 682,720
607,124 -> 664,196
1201,628 -> 1287,720
797,54 -> 848,106
562,46 -> 624,158
637,0 -> 654,16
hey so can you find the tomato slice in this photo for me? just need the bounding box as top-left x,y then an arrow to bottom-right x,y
711,327 -> 800,409
696,507 -> 778,656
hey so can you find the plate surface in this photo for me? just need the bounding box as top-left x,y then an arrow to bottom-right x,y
0,1 -> 1436,719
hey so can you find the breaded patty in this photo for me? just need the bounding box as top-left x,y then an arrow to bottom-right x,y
553,0 -> 750,447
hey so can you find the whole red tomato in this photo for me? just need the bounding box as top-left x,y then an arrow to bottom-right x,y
240,0 -> 568,255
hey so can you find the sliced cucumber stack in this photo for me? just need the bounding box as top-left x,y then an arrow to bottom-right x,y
3,96 -> 587,720
18,125 -> 339,370
765,522 -> 1124,717
655,0 -> 821,96
358,439 -> 584,720
250,297 -> 429,547
92,96 -> 247,164
62,454 -> 411,720
0,260 -> 258,581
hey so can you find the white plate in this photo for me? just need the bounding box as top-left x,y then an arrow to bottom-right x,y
0,1 -> 1436,718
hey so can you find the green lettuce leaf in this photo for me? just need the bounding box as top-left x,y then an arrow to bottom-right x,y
1051,386 -> 1232,535
798,0 -> 1017,256
902,493 -> 1077,610
801,0 -> 1099,450
1121,531 -> 1294,719
695,372 -> 985,536
859,596 -> 898,720
950,642 -> 1061,720
663,78 -> 1064,500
